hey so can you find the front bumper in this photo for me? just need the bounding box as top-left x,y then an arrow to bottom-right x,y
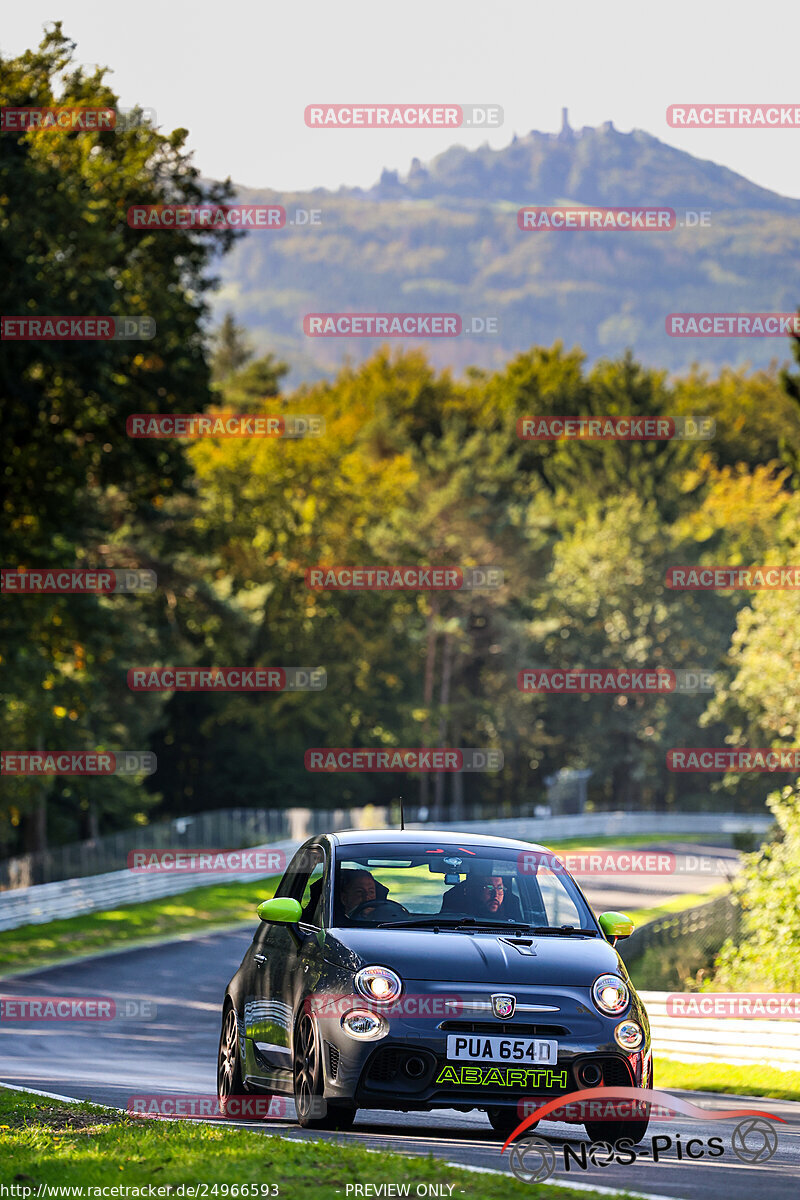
314,980 -> 651,1114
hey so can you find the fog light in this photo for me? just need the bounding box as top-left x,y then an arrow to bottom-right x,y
614,1020 -> 643,1050
341,1010 -> 387,1040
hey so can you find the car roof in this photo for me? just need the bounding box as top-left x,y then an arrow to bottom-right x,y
324,827 -> 551,854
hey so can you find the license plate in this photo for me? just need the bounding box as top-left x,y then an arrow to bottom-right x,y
446,1034 -> 557,1065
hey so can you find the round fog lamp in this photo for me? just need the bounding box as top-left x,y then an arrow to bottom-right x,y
341,1010 -> 387,1040
614,1020 -> 643,1050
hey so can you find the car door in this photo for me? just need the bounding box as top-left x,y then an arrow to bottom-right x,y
246,840 -> 329,1092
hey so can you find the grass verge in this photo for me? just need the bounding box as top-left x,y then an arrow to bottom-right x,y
625,884 -> 729,927
0,1088 -> 611,1197
544,833 -> 738,852
0,877 -> 280,977
656,1058 -> 800,1102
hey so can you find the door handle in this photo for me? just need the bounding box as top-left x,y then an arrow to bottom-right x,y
253,953 -> 267,968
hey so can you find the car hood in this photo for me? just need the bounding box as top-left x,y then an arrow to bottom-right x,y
327,927 -> 625,986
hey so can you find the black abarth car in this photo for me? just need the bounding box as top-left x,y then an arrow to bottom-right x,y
217,829 -> 652,1141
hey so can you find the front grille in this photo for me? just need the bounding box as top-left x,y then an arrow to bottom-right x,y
598,1056 -> 634,1087
363,1046 -> 437,1091
438,1021 -> 567,1036
367,1048 -> 407,1082
326,1041 -> 340,1080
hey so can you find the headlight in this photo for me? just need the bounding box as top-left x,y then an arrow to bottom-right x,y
341,1010 -> 388,1040
592,974 -> 630,1016
355,965 -> 403,1004
615,1020 -> 643,1050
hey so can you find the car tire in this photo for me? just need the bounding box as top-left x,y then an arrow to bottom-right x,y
486,1107 -> 537,1138
583,1116 -> 650,1145
218,1002 -> 251,1117
293,1012 -> 357,1130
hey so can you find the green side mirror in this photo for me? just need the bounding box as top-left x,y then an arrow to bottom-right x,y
599,911 -> 635,942
257,897 -> 303,924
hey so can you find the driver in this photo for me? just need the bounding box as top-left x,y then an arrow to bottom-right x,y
440,873 -> 519,919
339,869 -> 378,916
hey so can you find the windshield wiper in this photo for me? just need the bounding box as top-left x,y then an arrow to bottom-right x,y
377,916 -> 482,929
526,926 -> 598,937
378,917 -> 536,931
376,917 -> 597,935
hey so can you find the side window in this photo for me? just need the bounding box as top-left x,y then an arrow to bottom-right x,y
300,861 -> 326,926
275,844 -> 327,926
536,865 -> 582,928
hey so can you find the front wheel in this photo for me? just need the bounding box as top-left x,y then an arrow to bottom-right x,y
293,1012 -> 356,1130
486,1106 -> 537,1138
217,1003 -> 247,1116
583,1117 -> 649,1145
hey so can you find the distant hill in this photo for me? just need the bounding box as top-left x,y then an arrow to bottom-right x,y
214,115 -> 800,384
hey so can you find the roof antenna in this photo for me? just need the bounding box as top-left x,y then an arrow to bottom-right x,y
399,795 -> 405,830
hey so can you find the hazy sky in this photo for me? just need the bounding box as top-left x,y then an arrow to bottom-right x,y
3,0 -> 800,197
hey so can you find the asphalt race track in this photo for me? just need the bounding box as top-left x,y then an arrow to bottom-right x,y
1,929 -> 798,1199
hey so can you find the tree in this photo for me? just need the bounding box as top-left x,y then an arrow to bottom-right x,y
211,313 -> 254,382
0,25 -> 238,854
709,782 -> 800,990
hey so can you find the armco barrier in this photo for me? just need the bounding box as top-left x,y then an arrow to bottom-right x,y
0,806 -> 770,890
0,840 -> 298,932
641,991 -> 800,1070
0,811 -> 770,933
445,812 -> 772,841
621,893 -> 739,961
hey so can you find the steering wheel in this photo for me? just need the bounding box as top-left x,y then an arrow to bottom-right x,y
347,898 -> 410,921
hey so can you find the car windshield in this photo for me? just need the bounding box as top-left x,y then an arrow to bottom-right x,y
332,841 -> 594,930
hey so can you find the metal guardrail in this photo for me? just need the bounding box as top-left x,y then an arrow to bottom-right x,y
641,991 -> 800,1070
0,807 -> 292,890
449,812 -> 771,843
1,800 -> 544,890
621,893 -> 740,961
0,811 -> 771,933
0,839 -> 299,933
